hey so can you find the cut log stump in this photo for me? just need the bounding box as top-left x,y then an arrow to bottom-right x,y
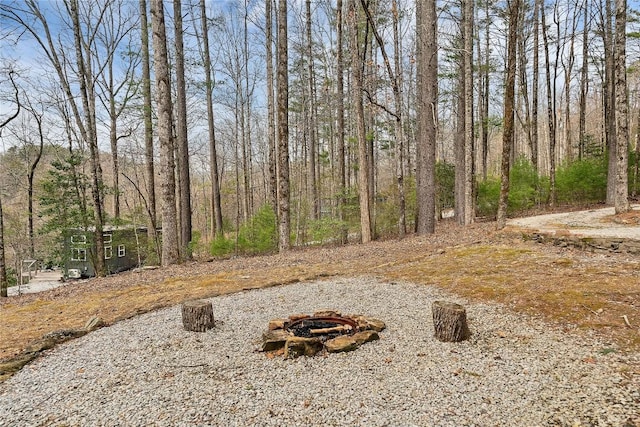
432,300 -> 471,342
182,300 -> 214,332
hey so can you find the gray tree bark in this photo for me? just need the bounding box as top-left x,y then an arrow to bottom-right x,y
349,0 -> 372,243
415,0 -> 437,235
200,0 -> 223,239
432,301 -> 471,342
174,0 -> 192,259
614,0 -> 629,214
336,0 -> 348,244
277,0 -> 291,251
150,0 -> 179,265
182,300 -> 215,332
497,0 -> 520,230
139,0 -> 159,263
266,0 -> 278,213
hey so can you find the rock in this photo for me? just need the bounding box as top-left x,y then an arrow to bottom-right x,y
84,316 -> 106,331
284,337 -> 324,358
351,315 -> 386,332
262,329 -> 291,352
352,330 -> 379,345
268,319 -> 287,330
288,313 -> 310,322
42,329 -> 87,342
312,309 -> 342,318
23,339 -> 56,354
0,354 -> 36,376
325,335 -> 359,353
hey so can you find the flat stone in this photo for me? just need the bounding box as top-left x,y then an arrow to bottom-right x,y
23,339 -> 56,354
288,313 -> 310,322
312,309 -> 342,317
351,315 -> 386,332
268,319 -> 287,330
262,329 -> 291,351
284,337 -> 324,358
84,316 -> 106,331
325,335 -> 360,353
352,330 -> 379,345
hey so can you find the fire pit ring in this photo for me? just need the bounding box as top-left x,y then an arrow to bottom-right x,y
261,311 -> 386,358
286,316 -> 359,338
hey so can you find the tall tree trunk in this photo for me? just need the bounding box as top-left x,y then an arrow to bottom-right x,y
27,107 -> 45,259
0,71 -> 19,296
497,0 -> 520,229
277,0 -> 291,251
481,0 -> 491,180
200,0 -> 223,239
392,0 -> 406,236
306,0 -> 320,220
532,0 -> 540,171
562,3 -> 578,162
108,64 -> 120,221
139,0 -> 159,261
415,0 -> 437,235
266,0 -> 278,212
541,5 -> 557,207
463,0 -> 474,225
150,0 -> 179,265
0,195 -> 6,297
604,0 -> 617,204
578,0 -> 589,160
336,0 -> 347,243
174,0 -> 191,258
69,0 -> 105,276
349,0 -> 372,243
242,0 -> 254,222
360,0 -> 405,235
634,101 -> 640,197
614,0 -> 629,213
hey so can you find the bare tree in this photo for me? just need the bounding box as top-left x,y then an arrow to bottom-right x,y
306,0 -> 320,220
150,0 -> 179,265
336,0 -> 348,244
173,0 -> 192,258
199,0 -> 223,239
614,0 -> 629,213
463,0 -> 475,225
95,0 -> 138,221
139,0 -> 159,262
0,69 -> 21,297
266,0 -> 278,212
497,0 -> 520,229
415,0 -> 437,235
349,0 -> 372,243
578,0 -> 590,160
541,3 -> 557,207
277,0 -> 291,251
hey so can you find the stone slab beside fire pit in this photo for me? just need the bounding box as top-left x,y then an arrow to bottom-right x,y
262,309 -> 385,357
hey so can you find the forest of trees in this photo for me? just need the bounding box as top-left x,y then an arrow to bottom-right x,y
0,0 -> 638,293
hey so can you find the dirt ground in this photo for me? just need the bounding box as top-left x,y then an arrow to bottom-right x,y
1,216 -> 639,382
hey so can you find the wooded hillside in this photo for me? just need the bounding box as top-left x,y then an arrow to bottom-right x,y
0,0 -> 638,291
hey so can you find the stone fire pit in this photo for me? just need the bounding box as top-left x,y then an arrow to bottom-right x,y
261,310 -> 385,358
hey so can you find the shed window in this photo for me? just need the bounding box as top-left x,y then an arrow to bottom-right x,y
104,246 -> 113,259
118,245 -> 126,257
71,248 -> 86,261
70,235 -> 86,245
103,233 -> 112,244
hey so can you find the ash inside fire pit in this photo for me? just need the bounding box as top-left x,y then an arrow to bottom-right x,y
261,310 -> 385,358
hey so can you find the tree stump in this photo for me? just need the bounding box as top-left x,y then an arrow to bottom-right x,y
432,300 -> 471,342
182,300 -> 214,332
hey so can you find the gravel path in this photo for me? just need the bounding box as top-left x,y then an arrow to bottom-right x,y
0,278 -> 638,427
